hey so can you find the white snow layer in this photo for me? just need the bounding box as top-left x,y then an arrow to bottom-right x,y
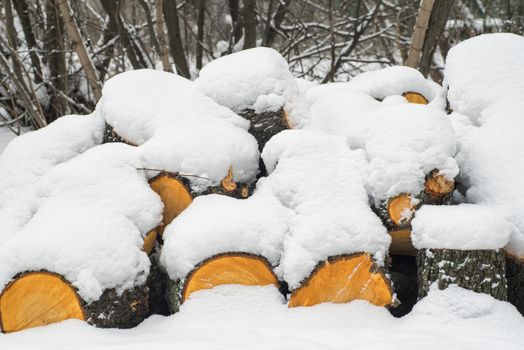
195,47 -> 299,114
161,130 -> 390,288
1,285 -> 523,349
412,204 -> 512,250
0,114 -> 104,210
0,143 -> 163,302
445,33 -> 524,255
98,69 -> 260,188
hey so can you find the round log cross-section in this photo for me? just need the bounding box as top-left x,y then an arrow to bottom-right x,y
288,254 -> 393,307
388,194 -> 416,227
402,92 -> 429,104
149,173 -> 193,236
181,253 -> 279,303
0,272 -> 85,333
424,170 -> 454,203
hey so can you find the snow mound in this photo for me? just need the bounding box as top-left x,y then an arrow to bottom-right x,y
195,47 -> 299,114
98,69 -> 260,188
362,104 -> 458,203
160,190 -> 291,281
347,66 -> 441,102
445,33 -> 524,256
412,204 -> 512,250
0,143 -> 163,301
0,114 -> 104,211
0,127 -> 16,154
262,130 -> 390,289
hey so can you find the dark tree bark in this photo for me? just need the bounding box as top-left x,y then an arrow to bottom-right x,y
12,0 -> 43,83
228,0 -> 243,49
196,0 -> 206,70
418,248 -> 507,301
46,0 -> 68,120
241,108 -> 289,152
241,0 -> 257,49
264,0 -> 291,47
419,0 -> 456,77
163,0 -> 190,77
506,253 -> 524,316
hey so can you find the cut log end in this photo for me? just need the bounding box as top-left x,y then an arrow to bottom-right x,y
424,170 -> 454,198
149,174 -> 193,236
143,229 -> 158,255
402,92 -> 429,104
181,253 -> 279,303
220,167 -> 238,192
288,254 -> 393,308
389,229 -> 417,256
387,194 -> 416,226
0,272 -> 85,333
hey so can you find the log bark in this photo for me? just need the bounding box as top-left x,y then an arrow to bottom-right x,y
102,123 -> 137,146
505,252 -> 524,316
241,107 -> 291,152
166,253 -> 279,313
0,271 -> 150,333
288,253 -> 394,308
417,248 -> 507,300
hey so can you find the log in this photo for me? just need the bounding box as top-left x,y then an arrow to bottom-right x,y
417,248 -> 507,300
402,91 -> 429,104
422,169 -> 454,205
389,229 -> 417,256
167,253 -> 279,312
149,171 -> 250,237
143,229 -> 158,255
0,272 -> 85,333
240,107 -> 291,151
505,251 -> 524,316
0,271 -> 150,333
288,254 -> 394,308
379,194 -> 417,230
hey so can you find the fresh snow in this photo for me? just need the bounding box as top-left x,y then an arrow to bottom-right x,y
195,47 -> 299,114
0,127 -> 17,154
445,33 -> 524,255
412,204 -> 512,250
1,285 -> 523,349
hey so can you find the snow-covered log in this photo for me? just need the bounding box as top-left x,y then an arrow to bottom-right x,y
288,254 -> 394,308
505,252 -> 524,315
195,48 -> 301,149
413,204 -> 513,300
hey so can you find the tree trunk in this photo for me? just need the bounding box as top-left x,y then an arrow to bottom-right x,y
241,0 -> 257,49
12,0 -> 43,83
155,0 -> 171,71
405,0 -> 435,69
228,0 -> 243,50
264,0 -> 291,47
55,0 -> 102,101
418,0 -> 456,77
417,248 -> 507,300
163,0 -> 190,78
46,0 -> 69,120
288,253 -> 394,308
196,0 -> 206,70
166,253 -> 279,313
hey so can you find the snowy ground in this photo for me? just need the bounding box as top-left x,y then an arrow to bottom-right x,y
0,127 -> 16,153
1,285 -> 523,350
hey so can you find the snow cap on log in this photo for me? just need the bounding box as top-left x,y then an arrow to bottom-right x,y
445,33 -> 524,257
0,114 -> 104,212
412,204 -> 513,250
160,190 -> 291,281
195,47 -> 299,115
361,104 -> 458,204
98,69 -> 260,190
0,143 -> 163,302
262,130 -> 390,289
